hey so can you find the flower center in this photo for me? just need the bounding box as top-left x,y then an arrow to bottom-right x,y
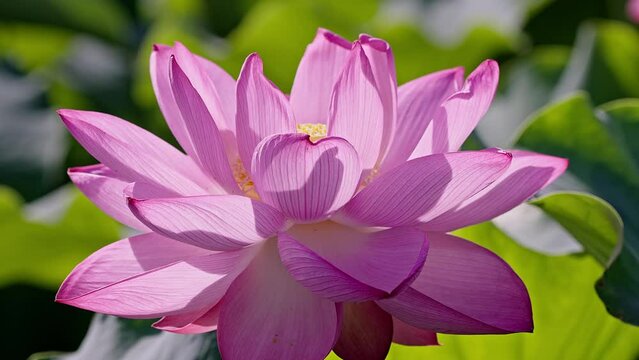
232,158 -> 259,199
296,123 -> 327,142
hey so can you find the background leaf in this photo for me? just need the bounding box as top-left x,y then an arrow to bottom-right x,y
529,192 -> 622,265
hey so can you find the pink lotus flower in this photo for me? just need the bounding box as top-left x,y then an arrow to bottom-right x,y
56,29 -> 567,359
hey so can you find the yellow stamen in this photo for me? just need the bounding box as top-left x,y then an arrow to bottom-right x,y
296,123 -> 327,142
232,158 -> 259,199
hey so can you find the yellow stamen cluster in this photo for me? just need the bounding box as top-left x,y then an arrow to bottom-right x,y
232,158 -> 259,199
296,123 -> 327,142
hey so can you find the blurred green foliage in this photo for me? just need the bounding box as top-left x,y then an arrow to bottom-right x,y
1,0 -> 639,358
0,187 -> 118,287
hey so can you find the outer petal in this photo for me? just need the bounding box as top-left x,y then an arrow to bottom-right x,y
57,233 -> 209,301
278,232 -> 385,302
412,60 -> 499,157
278,222 -> 427,302
190,49 -> 237,141
377,233 -> 533,334
170,58 -> 239,193
338,150 -> 512,227
218,240 -> 339,360
425,150 -> 569,231
381,68 -> 464,171
391,317 -> 439,346
57,233 -> 258,318
127,195 -> 286,251
68,164 -> 169,230
333,302 -> 393,360
153,302 -> 221,334
58,109 -> 216,196
359,34 -> 397,162
150,44 -> 190,155
252,134 -> 361,223
173,43 -> 235,147
169,57 -> 239,194
328,42 -> 385,171
290,28 -> 351,124
150,44 -> 237,158
236,53 -> 295,170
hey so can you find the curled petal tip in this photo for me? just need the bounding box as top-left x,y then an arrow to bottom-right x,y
152,43 -> 171,53
316,27 -> 332,37
483,59 -> 500,75
56,109 -> 71,120
246,52 -> 261,64
66,164 -> 103,176
168,55 -> 180,78
317,28 -> 351,48
482,59 -> 499,68
501,150 -> 513,159
358,34 -> 390,51
484,147 -> 513,159
358,33 -> 371,41
57,109 -> 80,127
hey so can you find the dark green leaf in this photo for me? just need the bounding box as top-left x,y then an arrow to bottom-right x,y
530,192 -> 623,265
